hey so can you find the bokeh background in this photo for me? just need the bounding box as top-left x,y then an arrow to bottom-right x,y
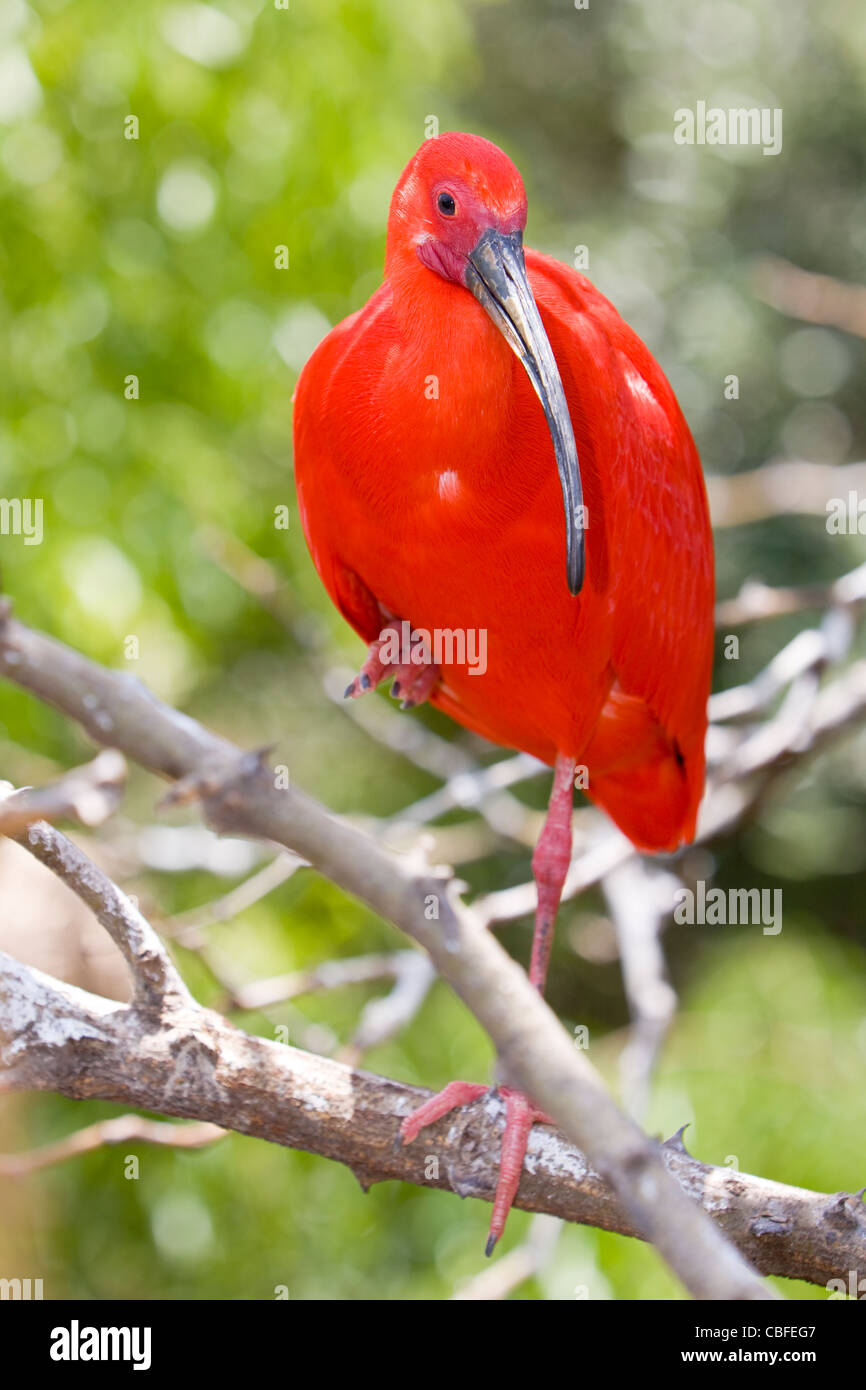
1,0 -> 865,1300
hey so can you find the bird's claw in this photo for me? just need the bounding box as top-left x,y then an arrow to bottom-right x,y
399,1081 -> 550,1253
344,621 -> 441,707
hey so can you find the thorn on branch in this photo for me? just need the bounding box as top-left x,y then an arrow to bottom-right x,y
663,1124 -> 692,1155
824,1190 -> 866,1228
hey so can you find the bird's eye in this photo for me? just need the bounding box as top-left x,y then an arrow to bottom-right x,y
437,191 -> 457,217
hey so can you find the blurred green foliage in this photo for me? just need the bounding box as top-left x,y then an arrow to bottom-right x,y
0,0 -> 864,1299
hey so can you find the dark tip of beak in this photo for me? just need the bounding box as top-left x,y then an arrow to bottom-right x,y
465,228 -> 585,595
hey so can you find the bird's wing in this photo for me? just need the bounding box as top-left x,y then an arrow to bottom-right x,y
526,248 -> 715,789
293,284 -> 397,644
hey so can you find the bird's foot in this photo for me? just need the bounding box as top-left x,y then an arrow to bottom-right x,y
400,1081 -> 552,1256
343,622 -> 441,708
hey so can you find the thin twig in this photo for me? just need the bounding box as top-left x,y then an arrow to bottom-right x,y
0,751 -> 126,836
169,852 -> 305,941
452,1214 -> 562,1299
10,815 -> 190,1010
715,561 -> 866,628
707,459 -> 866,528
752,254 -> 866,339
0,1116 -> 227,1177
601,859 -> 679,1124
339,951 -> 436,1065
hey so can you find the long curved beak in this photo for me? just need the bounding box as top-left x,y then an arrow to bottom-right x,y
465,228 -> 584,596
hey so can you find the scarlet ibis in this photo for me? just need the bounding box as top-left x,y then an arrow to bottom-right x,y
292,132 -> 714,1253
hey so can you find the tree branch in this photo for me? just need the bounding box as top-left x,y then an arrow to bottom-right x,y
10,818 -> 190,1012
752,255 -> 866,339
0,602 -> 777,1299
707,460 -> 866,528
1,951 -> 862,1288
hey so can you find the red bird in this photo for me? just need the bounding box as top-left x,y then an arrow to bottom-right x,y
293,132 -> 714,1253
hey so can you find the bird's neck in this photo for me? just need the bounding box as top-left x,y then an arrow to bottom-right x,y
385,248 -> 518,426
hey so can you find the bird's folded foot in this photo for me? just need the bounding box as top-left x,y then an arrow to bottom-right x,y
343,625 -> 398,699
343,621 -> 441,707
400,1081 -> 552,1256
390,657 -> 440,709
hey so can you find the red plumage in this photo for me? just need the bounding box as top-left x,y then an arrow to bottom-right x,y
293,133 -> 714,852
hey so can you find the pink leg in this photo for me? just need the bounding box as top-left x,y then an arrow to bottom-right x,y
529,753 -> 576,991
400,755 -> 576,1255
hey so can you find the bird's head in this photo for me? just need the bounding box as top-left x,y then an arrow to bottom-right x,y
386,132 -> 584,595
387,131 -> 528,282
